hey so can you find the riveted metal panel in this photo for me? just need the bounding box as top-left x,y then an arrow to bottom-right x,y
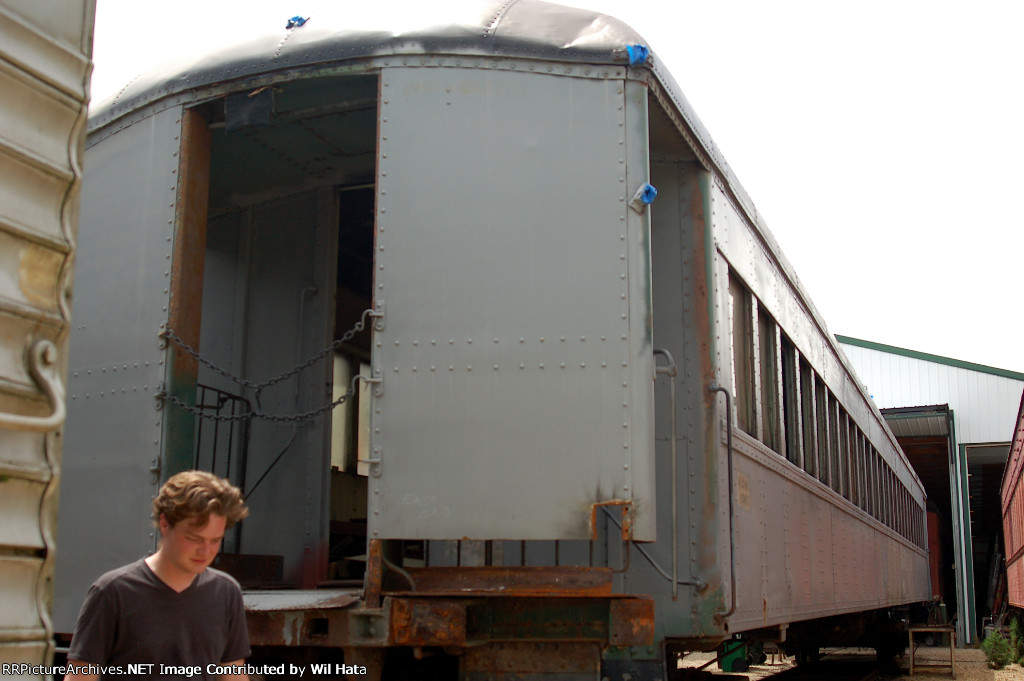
370,66 -> 654,541
54,106 -> 184,633
621,156 -> 721,637
0,0 -> 93,672
713,185 -> 922,497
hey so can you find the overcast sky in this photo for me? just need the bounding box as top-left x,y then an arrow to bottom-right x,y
89,0 -> 1024,373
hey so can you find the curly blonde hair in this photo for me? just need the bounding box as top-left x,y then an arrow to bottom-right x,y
152,470 -> 249,528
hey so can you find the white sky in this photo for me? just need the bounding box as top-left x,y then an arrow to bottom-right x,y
90,0 -> 1024,373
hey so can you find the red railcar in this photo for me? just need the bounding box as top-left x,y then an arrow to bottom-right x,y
1001,394 -> 1024,608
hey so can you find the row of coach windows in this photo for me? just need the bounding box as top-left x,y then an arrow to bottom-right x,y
1007,485 -> 1024,563
729,273 -> 925,549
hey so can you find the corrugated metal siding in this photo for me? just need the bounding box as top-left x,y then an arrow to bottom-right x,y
0,0 -> 93,673
839,343 -> 1024,445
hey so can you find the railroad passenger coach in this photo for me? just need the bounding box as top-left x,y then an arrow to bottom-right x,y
53,2 -> 930,678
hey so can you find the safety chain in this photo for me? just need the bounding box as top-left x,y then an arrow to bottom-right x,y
158,374 -> 373,423
157,308 -> 381,423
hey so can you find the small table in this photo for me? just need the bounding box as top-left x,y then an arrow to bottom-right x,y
908,624 -> 956,678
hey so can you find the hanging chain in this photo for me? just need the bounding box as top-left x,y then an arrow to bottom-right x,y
158,373 -> 374,423
157,308 -> 381,423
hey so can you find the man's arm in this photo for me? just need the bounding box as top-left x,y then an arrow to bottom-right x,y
63,659 -> 99,681
218,655 -> 249,675
218,659 -> 249,681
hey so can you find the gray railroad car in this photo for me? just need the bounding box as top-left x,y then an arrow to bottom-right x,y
0,0 -> 94,677
53,2 -> 930,679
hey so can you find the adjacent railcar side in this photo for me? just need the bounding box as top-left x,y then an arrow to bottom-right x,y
0,0 -> 94,675
703,176 -> 930,660
1001,393 -> 1024,609
53,2 -> 929,679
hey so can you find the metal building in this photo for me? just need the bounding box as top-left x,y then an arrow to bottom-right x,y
837,335 -> 1024,645
0,0 -> 95,675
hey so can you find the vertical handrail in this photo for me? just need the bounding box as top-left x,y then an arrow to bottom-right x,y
191,384 -> 252,552
709,382 -> 737,621
654,349 -> 679,600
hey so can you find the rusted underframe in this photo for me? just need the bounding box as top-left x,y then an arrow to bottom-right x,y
461,641 -> 603,679
388,565 -> 615,596
246,594 -> 654,651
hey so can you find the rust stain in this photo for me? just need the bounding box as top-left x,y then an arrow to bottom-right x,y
609,597 -> 655,646
167,108 -> 211,377
247,591 -> 654,650
364,538 -> 384,608
589,500 -> 632,541
462,642 -> 600,675
389,598 -> 466,646
737,473 -> 750,512
301,537 -> 329,589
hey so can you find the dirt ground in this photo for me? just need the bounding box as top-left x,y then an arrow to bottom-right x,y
679,647 -> 1024,680
890,647 -> 1024,681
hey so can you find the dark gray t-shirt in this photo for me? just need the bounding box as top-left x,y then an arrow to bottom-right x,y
68,559 -> 250,679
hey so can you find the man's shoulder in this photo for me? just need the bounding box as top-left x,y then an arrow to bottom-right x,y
91,558 -> 149,590
198,566 -> 243,594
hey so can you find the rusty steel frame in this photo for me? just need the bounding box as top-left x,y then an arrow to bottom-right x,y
246,565 -> 654,654
462,642 -> 602,679
390,566 -> 614,596
247,594 -> 653,649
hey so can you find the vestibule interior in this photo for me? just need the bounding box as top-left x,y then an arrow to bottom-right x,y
189,72 -> 379,588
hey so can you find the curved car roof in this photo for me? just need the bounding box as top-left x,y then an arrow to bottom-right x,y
91,0 -> 745,228
96,0 -> 646,123
89,0 -> 808,345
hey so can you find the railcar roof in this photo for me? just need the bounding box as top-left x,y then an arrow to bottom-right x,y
86,0 -> 808,361
89,0 -> 741,238
94,0 -> 649,123
88,0 -> 904,474
90,0 -> 744,222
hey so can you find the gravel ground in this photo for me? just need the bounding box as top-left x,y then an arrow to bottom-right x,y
679,647 -> 1024,680
890,647 -> 1024,681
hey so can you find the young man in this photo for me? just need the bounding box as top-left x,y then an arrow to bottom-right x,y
65,471 -> 251,680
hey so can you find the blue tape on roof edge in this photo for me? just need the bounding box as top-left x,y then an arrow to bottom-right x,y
626,44 -> 650,66
286,16 -> 309,29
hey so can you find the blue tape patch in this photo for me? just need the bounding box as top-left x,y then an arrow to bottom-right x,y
629,183 -> 658,214
626,44 -> 650,66
286,16 -> 309,29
